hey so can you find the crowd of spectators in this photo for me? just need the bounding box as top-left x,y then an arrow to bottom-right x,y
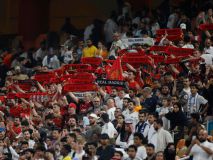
0,0 -> 213,160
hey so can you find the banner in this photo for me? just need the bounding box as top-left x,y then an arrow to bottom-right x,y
156,35 -> 183,42
81,57 -> 102,66
122,56 -> 152,65
166,47 -> 194,56
34,72 -> 56,82
156,28 -> 182,35
63,64 -> 91,71
107,57 -> 124,80
122,38 -> 154,46
66,79 -> 94,84
199,24 -> 213,30
63,83 -> 98,92
150,46 -> 168,52
96,79 -> 127,88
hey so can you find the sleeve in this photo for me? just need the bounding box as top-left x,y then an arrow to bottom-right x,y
165,131 -> 174,144
9,146 -> 19,159
198,96 -> 208,105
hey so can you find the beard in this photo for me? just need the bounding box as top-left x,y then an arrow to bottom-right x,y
198,138 -> 206,143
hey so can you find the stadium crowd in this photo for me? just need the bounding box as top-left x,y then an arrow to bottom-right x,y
0,0 -> 213,160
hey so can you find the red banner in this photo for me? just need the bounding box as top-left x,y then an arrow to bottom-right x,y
66,79 -> 94,84
156,28 -> 183,36
81,57 -> 102,66
199,24 -> 213,30
63,64 -> 91,71
164,57 -> 184,64
122,56 -> 152,65
34,72 -> 56,82
156,35 -> 183,42
150,46 -> 168,52
63,84 -> 98,92
166,47 -> 194,56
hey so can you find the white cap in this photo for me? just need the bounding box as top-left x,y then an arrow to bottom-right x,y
89,113 -> 99,120
180,23 -> 186,30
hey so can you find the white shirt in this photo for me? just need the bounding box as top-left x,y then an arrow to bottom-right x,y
28,139 -> 35,149
204,46 -> 213,55
126,111 -> 139,128
116,133 -> 134,149
107,107 -> 116,121
102,122 -> 118,138
136,146 -> 147,160
190,141 -> 213,160
114,96 -> 124,109
155,128 -> 174,152
42,55 -> 60,69
182,44 -> 194,49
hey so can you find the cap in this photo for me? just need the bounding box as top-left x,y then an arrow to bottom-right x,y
69,103 -> 77,109
180,23 -> 186,30
125,118 -> 133,124
0,127 -> 5,132
89,113 -> 99,120
100,133 -> 110,139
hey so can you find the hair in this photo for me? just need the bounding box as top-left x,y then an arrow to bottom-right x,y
147,143 -> 155,149
68,133 -> 77,142
128,145 -> 137,152
114,150 -> 123,157
128,100 -> 136,105
63,144 -> 71,153
191,113 -> 200,122
123,97 -> 131,102
87,142 -> 98,148
134,132 -> 146,144
190,83 -> 199,89
173,102 -> 182,111
156,118 -> 163,126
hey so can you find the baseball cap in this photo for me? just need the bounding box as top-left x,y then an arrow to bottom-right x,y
89,113 -> 99,120
180,23 -> 186,30
69,103 -> 77,109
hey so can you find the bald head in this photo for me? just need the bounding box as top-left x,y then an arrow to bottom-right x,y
107,98 -> 115,108
198,129 -> 208,142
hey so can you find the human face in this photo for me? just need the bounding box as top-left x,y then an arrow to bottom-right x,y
155,152 -> 164,160
14,118 -> 20,126
89,117 -> 96,125
161,86 -> 169,95
128,72 -> 135,80
198,130 -> 207,143
162,99 -> 168,107
190,86 -> 198,95
183,78 -> 190,87
93,98 -> 101,107
128,102 -> 134,111
118,90 -> 125,99
67,118 -> 76,127
134,136 -> 142,146
52,130 -> 60,140
128,148 -> 136,158
83,93 -> 91,102
113,152 -> 122,159
125,123 -> 132,132
146,146 -> 155,156
87,40 -> 92,47
117,115 -> 124,124
24,131 -> 31,140
171,96 -> 178,104
123,99 -> 129,108
88,144 -> 96,155
115,108 -> 122,118
173,104 -> 180,112
139,113 -> 146,122
148,115 -> 155,124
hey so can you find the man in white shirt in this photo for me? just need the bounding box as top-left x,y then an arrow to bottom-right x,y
133,132 -> 147,160
203,38 -> 213,55
187,129 -> 213,160
151,119 -> 173,152
23,130 -> 35,149
126,100 -> 139,128
101,113 -> 118,139
114,89 -> 129,110
106,98 -> 116,121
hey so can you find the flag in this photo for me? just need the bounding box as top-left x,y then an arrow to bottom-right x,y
107,57 -> 123,80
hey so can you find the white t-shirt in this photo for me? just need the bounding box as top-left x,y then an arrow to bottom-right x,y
107,107 -> 116,121
102,122 -> 118,138
204,46 -> 213,55
136,145 -> 147,160
190,141 -> 213,160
